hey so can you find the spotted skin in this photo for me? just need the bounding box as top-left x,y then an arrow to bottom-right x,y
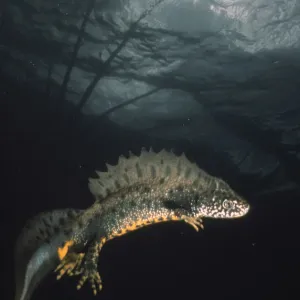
15,149 -> 250,300
55,178 -> 248,293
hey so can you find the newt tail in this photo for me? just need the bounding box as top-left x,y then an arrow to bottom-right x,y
14,148 -> 250,300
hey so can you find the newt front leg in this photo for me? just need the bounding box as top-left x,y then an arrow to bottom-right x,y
172,208 -> 204,232
182,215 -> 204,231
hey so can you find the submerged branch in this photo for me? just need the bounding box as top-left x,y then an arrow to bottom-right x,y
76,0 -> 165,113
58,0 -> 96,108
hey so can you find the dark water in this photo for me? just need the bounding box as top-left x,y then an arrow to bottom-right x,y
1,1 -> 300,299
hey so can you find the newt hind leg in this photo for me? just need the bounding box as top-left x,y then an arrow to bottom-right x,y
76,238 -> 106,295
55,237 -> 106,295
55,252 -> 85,279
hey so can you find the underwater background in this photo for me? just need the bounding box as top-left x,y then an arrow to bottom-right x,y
1,0 -> 300,299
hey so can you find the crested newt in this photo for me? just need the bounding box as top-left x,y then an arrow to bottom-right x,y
14,148 -> 250,300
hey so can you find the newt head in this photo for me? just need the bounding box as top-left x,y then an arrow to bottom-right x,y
191,179 -> 250,219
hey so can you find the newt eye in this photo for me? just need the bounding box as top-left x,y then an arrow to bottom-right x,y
222,199 -> 234,210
